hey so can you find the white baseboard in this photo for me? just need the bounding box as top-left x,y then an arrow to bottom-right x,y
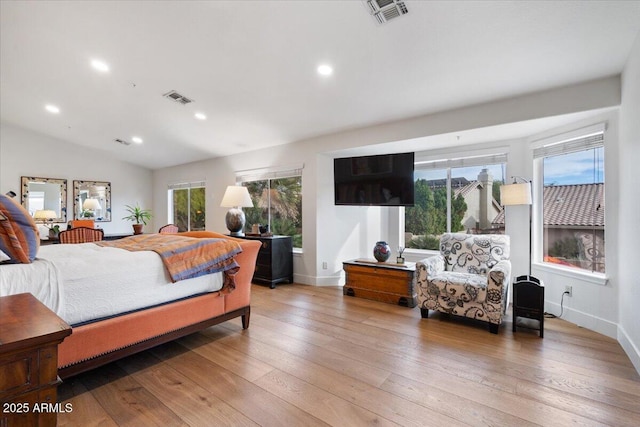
545,301 -> 618,339
618,325 -> 640,375
294,273 -> 343,286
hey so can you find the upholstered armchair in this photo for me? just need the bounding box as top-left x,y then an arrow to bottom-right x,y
415,233 -> 511,334
158,224 -> 179,234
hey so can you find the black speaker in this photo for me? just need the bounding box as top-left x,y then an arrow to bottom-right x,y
512,275 -> 544,338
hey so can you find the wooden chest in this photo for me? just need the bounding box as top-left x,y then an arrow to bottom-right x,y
1,293 -> 72,427
342,259 -> 417,307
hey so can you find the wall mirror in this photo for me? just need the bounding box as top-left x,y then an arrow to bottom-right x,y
20,176 -> 68,222
73,180 -> 111,222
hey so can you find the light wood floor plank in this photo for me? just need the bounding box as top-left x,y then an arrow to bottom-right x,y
155,343 -> 330,427
56,284 -> 640,426
57,380 -> 119,427
217,327 -> 467,426
116,351 -> 259,427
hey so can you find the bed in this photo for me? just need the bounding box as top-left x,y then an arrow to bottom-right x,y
0,230 -> 261,378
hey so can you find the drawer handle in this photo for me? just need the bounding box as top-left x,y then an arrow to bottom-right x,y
262,242 -> 268,249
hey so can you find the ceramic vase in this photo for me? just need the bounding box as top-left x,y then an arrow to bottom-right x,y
373,241 -> 391,262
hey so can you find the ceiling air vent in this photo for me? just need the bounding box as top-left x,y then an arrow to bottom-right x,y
114,138 -> 131,146
366,0 -> 408,24
163,90 -> 193,105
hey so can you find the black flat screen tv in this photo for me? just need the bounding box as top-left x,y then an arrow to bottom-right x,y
334,152 -> 415,206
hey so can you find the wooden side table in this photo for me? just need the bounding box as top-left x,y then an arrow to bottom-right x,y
343,259 -> 417,307
1,293 -> 72,426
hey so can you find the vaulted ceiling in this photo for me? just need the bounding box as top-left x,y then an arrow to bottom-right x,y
1,1 -> 639,169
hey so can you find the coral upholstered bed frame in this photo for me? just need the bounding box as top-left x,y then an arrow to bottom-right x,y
57,232 -> 261,378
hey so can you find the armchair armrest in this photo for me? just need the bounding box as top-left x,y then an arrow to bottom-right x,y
489,260 -> 511,289
416,254 -> 445,280
487,260 -> 511,312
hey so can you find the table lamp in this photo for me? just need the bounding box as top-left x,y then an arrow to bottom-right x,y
82,198 -> 101,217
220,185 -> 253,236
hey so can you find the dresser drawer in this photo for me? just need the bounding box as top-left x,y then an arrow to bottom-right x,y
1,345 -> 59,401
0,350 -> 37,398
259,240 -> 272,253
1,386 -> 57,427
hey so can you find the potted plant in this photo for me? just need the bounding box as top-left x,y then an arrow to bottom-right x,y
49,225 -> 60,239
122,204 -> 152,235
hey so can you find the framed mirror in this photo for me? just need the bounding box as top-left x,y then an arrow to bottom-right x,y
20,176 -> 68,222
73,180 -> 111,222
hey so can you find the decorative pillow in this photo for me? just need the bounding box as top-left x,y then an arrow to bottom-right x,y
0,194 -> 40,263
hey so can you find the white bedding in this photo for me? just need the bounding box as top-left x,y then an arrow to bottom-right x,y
0,243 -> 223,325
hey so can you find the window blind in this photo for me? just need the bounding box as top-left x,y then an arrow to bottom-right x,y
235,164 -> 304,183
414,153 -> 507,171
532,123 -> 606,158
167,180 -> 205,190
533,132 -> 604,159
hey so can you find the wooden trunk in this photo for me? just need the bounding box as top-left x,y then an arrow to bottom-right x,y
342,260 -> 417,308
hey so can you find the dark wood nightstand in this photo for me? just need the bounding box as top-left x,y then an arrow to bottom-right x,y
1,293 -> 72,426
234,235 -> 293,288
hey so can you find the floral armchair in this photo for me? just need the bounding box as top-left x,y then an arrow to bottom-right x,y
415,233 -> 511,334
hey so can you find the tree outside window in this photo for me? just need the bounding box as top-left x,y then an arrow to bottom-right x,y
243,176 -> 302,248
405,164 -> 505,250
169,185 -> 205,232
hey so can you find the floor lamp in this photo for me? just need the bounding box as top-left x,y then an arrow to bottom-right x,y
500,178 -> 533,275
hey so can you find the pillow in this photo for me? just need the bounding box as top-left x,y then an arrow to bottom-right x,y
0,194 -> 40,263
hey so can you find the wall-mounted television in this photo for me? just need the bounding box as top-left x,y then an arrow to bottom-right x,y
334,152 -> 415,206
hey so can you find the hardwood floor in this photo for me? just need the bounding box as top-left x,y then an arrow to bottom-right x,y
58,284 -> 640,426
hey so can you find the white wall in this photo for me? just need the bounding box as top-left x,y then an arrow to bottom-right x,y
618,32 -> 640,373
153,76 -> 621,288
0,123 -> 153,235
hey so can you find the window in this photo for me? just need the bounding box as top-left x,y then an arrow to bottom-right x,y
406,154 -> 507,250
237,165 -> 303,248
167,181 -> 205,232
534,127 -> 605,273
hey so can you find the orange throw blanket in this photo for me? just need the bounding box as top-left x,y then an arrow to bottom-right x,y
96,234 -> 242,288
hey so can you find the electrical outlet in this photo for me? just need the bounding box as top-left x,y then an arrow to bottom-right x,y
322,262 -> 328,270
564,285 -> 572,297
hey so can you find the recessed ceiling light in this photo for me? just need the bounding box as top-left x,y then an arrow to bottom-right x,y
91,59 -> 110,73
45,104 -> 60,114
317,64 -> 333,76
195,112 -> 207,120
131,136 -> 143,144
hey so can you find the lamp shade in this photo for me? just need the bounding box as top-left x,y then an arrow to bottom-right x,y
500,182 -> 532,206
34,210 -> 57,220
220,186 -> 253,208
83,198 -> 101,210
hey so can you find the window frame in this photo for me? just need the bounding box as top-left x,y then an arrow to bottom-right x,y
531,123 -> 607,277
167,181 -> 206,232
406,151 -> 508,250
236,164 -> 304,249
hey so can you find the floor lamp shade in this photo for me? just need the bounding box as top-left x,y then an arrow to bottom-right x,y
500,182 -> 532,206
500,180 -> 533,275
220,186 -> 253,236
